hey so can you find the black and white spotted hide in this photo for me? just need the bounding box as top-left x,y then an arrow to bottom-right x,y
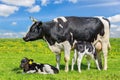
20,57 -> 59,74
71,41 -> 100,72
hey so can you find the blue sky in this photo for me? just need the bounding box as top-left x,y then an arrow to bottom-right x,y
0,0 -> 120,38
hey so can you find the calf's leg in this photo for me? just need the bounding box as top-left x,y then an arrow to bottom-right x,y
71,49 -> 77,71
77,52 -> 84,73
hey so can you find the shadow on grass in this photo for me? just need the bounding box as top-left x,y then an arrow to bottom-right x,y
60,63 -> 97,71
12,67 -> 22,74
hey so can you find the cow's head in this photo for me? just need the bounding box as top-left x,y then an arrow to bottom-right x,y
23,17 -> 44,42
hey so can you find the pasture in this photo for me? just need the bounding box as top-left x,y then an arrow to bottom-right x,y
0,38 -> 120,80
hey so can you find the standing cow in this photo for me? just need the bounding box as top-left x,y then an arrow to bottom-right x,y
23,16 -> 110,72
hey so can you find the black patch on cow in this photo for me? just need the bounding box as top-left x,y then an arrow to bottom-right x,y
36,63 -> 44,72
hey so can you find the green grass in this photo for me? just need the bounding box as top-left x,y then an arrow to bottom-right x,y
0,38 -> 120,80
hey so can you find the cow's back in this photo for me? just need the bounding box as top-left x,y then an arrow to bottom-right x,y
64,17 -> 105,42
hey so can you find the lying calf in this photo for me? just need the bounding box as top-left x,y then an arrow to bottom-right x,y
20,57 -> 59,74
71,41 -> 100,72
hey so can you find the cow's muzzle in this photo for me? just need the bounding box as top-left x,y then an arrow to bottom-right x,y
23,37 -> 29,42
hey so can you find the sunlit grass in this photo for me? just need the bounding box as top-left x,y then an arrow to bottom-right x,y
0,38 -> 120,80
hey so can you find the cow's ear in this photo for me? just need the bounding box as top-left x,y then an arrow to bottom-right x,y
24,57 -> 28,60
39,21 -> 42,26
30,16 -> 37,22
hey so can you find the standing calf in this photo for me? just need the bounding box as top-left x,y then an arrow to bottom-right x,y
71,41 -> 101,72
20,57 -> 59,74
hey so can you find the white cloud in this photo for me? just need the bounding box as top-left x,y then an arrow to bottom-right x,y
1,0 -> 35,7
108,14 -> 120,23
11,22 -> 17,26
0,4 -> 19,17
40,0 -> 49,6
0,30 -> 26,38
27,5 -> 41,13
110,24 -> 120,37
111,24 -> 119,28
116,27 -> 120,31
68,0 -> 78,3
84,1 -> 120,7
54,0 -> 63,4
0,32 -> 18,38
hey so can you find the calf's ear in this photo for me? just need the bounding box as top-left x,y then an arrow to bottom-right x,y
29,59 -> 34,64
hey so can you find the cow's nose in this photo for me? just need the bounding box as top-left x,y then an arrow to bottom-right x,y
23,37 -> 28,42
23,37 -> 26,41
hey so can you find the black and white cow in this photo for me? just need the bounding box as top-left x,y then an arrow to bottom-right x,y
23,16 -> 110,72
71,41 -> 100,72
20,57 -> 59,74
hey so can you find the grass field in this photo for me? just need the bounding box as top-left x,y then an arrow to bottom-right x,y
0,38 -> 120,80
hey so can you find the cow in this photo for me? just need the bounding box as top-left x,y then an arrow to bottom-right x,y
71,41 -> 101,72
23,16 -> 110,72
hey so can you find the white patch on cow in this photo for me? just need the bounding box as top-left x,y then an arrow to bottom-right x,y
43,36 -> 64,54
59,24 -> 63,28
73,40 -> 77,48
70,32 -> 73,41
26,70 -> 36,73
43,65 -> 54,74
53,16 -> 67,22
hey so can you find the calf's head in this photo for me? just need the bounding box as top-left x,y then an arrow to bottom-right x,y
20,57 -> 33,70
23,17 -> 44,42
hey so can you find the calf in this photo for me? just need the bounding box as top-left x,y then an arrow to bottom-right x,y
71,41 -> 100,72
20,57 -> 59,74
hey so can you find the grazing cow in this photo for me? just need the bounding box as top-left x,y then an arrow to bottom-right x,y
20,57 -> 59,74
23,16 -> 110,72
71,41 -> 100,72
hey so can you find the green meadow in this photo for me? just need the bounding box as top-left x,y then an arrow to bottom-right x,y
0,38 -> 120,80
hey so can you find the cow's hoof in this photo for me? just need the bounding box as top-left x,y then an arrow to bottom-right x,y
103,68 -> 107,70
65,70 -> 68,72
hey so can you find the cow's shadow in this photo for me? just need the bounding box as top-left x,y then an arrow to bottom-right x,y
12,67 -> 22,74
60,63 -> 96,71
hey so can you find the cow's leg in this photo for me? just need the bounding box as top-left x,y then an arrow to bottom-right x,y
102,42 -> 108,70
86,55 -> 91,70
87,60 -> 91,70
108,41 -> 111,50
93,49 -> 101,70
95,59 -> 101,70
95,42 -> 103,69
56,54 -> 61,70
71,49 -> 77,71
63,41 -> 71,72
96,51 -> 103,69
